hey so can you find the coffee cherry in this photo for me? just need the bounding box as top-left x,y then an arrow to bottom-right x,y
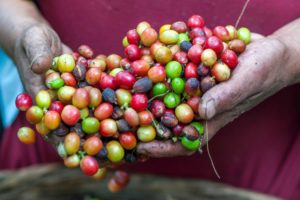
15,93 -> 32,111
80,156 -> 99,176
177,33 -> 190,44
116,89 -> 132,106
159,24 -> 171,34
17,127 -> 35,144
64,132 -> 80,155
150,100 -> 166,118
131,60 -> 150,77
133,77 -> 153,93
182,125 -> 199,140
225,25 -> 238,40
188,44 -> 203,64
147,65 -> 166,83
57,86 -> 76,104
187,15 -> 205,28
184,63 -> 198,79
102,88 -> 117,104
203,26 -> 213,37
141,27 -> 158,47
116,119 -> 131,132
100,119 -> 118,137
78,45 -> 93,59
86,67 -> 101,85
200,76 -> 216,93
159,30 -> 179,45
213,26 -> 230,42
175,103 -> 194,124
228,39 -> 246,53
137,125 -> 156,142
165,61 -> 182,79
125,44 -> 142,61
138,110 -> 154,125
58,54 -> 75,73
187,96 -> 200,114
155,46 -> 173,64
93,168 -> 107,180
94,103 -> 113,120
185,78 -> 201,97
237,27 -> 251,44
106,140 -> 125,162
189,27 -> 205,40
201,49 -> 217,67
26,106 -> 43,124
174,51 -> 188,64
171,21 -> 187,33
44,110 -> 61,130
181,136 -> 200,150
221,49 -> 238,68
161,112 -> 178,127
205,36 -> 223,55
115,71 -> 136,90
163,92 -> 180,108
119,132 -> 137,150
130,94 -> 148,112
61,105 -> 80,126
99,75 -> 117,90
72,88 -> 90,109
190,121 -> 204,136
89,88 -> 102,108
211,62 -> 231,82
83,136 -> 103,156
35,118 -> 50,136
171,78 -> 185,94
64,154 -> 80,168
172,123 -> 185,136
106,54 -> 122,70
152,83 -> 168,97
197,63 -> 210,77
72,64 -> 86,82
136,21 -> 151,35
126,29 -> 140,45
82,117 -> 100,134
180,41 -> 193,52
192,36 -> 206,46
88,58 -> 106,71
36,90 -> 51,109
124,107 -> 140,126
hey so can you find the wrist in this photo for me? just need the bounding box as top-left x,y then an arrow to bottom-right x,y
270,19 -> 300,86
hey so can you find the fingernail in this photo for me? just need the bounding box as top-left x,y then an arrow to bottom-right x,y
205,99 -> 216,119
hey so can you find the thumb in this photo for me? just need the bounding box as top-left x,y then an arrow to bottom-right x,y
198,48 -> 262,119
22,24 -> 62,74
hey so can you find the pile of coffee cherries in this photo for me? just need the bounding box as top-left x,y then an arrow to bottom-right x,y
15,15 -> 251,191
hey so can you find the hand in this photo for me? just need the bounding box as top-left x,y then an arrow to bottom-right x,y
13,23 -> 72,97
137,33 -> 293,158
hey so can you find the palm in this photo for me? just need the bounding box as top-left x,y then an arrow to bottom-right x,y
137,34 -> 290,158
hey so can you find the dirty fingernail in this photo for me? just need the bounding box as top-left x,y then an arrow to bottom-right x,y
205,99 -> 216,119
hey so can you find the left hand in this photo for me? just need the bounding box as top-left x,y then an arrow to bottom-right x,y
137,33 -> 294,158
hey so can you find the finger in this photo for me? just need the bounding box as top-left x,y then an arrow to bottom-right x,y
14,46 -> 47,98
62,43 -> 73,54
137,140 -> 195,158
22,25 -> 61,74
251,33 -> 264,41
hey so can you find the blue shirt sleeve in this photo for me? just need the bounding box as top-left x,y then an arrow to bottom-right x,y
0,49 -> 23,128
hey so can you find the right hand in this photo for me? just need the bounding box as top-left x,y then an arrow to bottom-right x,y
13,23 -> 72,97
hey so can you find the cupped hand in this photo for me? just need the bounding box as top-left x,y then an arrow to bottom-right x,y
137,33 -> 293,158
13,23 -> 71,97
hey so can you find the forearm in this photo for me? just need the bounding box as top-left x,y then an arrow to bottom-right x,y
0,0 -> 47,58
271,18 -> 300,85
